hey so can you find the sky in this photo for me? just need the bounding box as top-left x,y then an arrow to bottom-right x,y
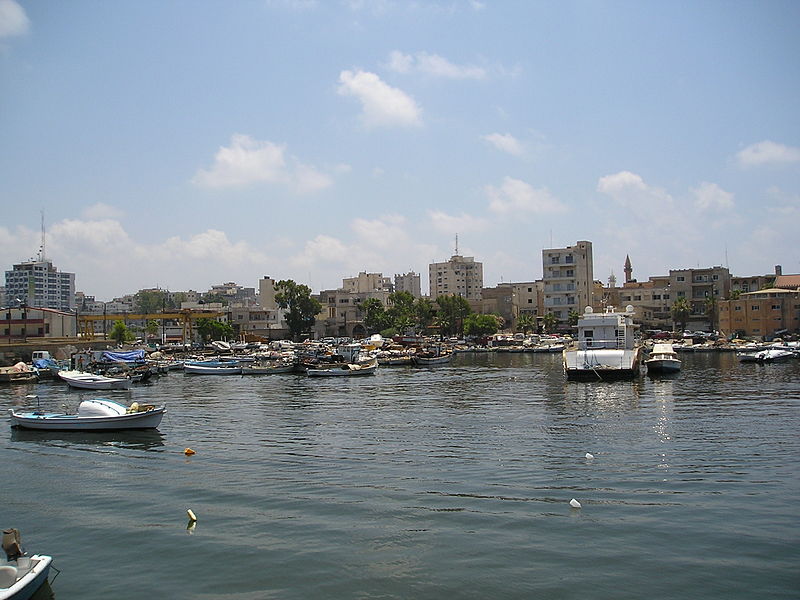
1,0 -> 798,301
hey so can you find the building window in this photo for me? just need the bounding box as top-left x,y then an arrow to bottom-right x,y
751,306 -> 759,311
734,306 -> 742,311
677,291 -> 685,297
676,276 -> 685,282
772,305 -> 780,310
634,295 -> 641,301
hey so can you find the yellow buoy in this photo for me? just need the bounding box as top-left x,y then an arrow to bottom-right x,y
184,448 -> 196,456
187,509 -> 197,522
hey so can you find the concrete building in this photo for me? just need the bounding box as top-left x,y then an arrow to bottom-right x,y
207,282 -> 257,306
1,306 -> 77,341
429,254 -> 484,300
719,288 -> 800,338
614,276 -> 673,330
668,266 -> 730,321
342,272 -> 393,294
394,272 -> 421,298
541,241 -> 593,322
5,259 -> 75,312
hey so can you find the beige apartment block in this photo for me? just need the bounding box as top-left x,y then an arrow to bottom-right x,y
342,272 -> 393,294
719,288 -> 800,338
394,272 -> 421,298
541,241 -> 593,321
429,254 -> 484,300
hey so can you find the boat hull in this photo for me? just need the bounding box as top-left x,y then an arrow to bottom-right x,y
184,364 -> 242,375
57,370 -> 132,390
9,407 -> 165,431
563,348 -> 641,381
645,359 -> 682,374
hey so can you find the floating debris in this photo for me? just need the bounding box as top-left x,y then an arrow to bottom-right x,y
569,498 -> 582,509
184,448 -> 196,456
585,453 -> 595,459
187,509 -> 197,522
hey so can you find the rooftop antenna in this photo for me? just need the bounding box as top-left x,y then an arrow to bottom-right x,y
454,233 -> 459,255
38,210 -> 47,262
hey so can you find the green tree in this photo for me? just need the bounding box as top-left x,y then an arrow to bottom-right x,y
414,297 -> 436,333
360,298 -> 390,334
134,290 -> 168,314
196,318 -> 234,343
516,313 -> 536,334
542,312 -> 558,333
202,293 -> 229,307
109,320 -> 135,345
464,313 -> 501,337
145,319 -> 160,341
435,294 -> 472,337
729,290 -> 741,300
274,280 -> 322,341
568,309 -> 581,327
671,297 -> 692,332
386,291 -> 416,327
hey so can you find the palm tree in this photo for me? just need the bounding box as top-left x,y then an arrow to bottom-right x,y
704,295 -> 718,332
568,309 -> 581,327
516,313 -> 536,334
542,312 -> 559,334
671,297 -> 691,332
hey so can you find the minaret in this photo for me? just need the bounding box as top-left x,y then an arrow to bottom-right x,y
624,255 -> 632,284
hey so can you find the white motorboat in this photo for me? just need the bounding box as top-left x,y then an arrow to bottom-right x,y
9,398 -> 165,431
0,554 -> 52,600
57,370 -> 132,390
563,306 -> 642,381
738,348 -> 795,363
307,358 -> 378,377
184,361 -> 242,375
645,343 -> 682,374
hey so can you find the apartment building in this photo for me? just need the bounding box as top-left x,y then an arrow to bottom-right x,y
541,241 -> 593,321
342,272 -> 393,294
394,272 -> 421,298
669,266 -> 730,316
4,259 -> 75,311
429,254 -> 484,300
719,288 -> 800,338
1,305 -> 77,341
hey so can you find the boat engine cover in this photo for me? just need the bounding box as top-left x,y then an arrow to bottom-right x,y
78,399 -> 127,417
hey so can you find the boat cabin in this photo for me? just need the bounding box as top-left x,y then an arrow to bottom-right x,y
575,305 -> 637,351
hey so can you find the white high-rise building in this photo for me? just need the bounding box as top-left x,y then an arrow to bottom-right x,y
429,254 -> 484,300
394,272 -> 421,298
5,259 -> 75,311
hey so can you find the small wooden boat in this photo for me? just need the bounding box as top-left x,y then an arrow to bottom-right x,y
184,361 -> 242,375
241,362 -> 295,375
738,348 -> 795,363
57,370 -> 132,390
0,364 -> 38,384
8,398 -> 165,431
412,348 -> 454,366
307,358 -> 378,377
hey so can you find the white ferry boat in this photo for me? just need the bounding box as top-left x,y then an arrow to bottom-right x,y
563,305 -> 642,381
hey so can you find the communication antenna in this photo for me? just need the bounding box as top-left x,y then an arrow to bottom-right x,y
454,233 -> 459,255
38,210 -> 46,262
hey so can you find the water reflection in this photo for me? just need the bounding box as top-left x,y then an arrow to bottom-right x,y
10,428 -> 166,452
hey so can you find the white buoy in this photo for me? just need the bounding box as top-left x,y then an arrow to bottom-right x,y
585,453 -> 595,459
569,498 -> 582,509
187,509 -> 197,522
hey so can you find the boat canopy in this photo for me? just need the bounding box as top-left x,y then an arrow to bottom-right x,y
101,350 -> 146,362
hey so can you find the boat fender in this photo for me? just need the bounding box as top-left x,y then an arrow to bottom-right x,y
585,452 -> 595,459
569,498 -> 582,509
184,448 -> 196,456
127,402 -> 140,414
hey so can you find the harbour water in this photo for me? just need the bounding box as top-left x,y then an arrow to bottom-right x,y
2,351 -> 799,599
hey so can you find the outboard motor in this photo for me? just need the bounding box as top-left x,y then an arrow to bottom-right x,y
2,528 -> 22,561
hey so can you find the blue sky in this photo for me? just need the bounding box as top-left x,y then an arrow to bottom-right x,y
1,0 -> 798,301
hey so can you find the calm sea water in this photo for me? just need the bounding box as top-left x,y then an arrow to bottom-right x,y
2,352 -> 799,599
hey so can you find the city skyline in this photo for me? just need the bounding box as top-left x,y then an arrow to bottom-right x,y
1,1 -> 798,301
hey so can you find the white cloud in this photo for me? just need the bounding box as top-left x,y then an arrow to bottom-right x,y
82,203 -> 125,220
387,50 -> 486,80
337,69 -> 422,128
736,140 -> 800,167
427,209 -> 488,234
0,0 -> 29,38
482,132 -> 524,156
597,171 -> 673,215
486,177 -> 566,215
692,182 -> 734,212
351,214 -> 408,250
192,134 -> 332,192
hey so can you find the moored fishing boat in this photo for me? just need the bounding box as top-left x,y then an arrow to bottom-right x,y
738,348 -> 795,363
307,357 -> 378,377
8,397 -> 165,431
184,361 -> 242,375
412,347 -> 454,366
57,370 -> 132,390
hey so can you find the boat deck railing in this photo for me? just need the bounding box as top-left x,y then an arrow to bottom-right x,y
577,338 -> 627,350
